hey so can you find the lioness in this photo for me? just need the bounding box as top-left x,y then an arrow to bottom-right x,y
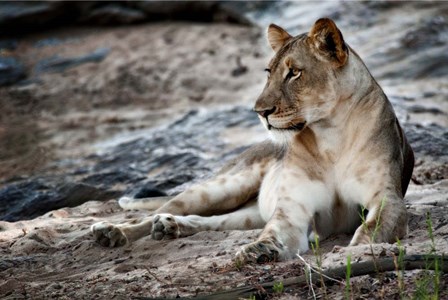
92,18 -> 414,263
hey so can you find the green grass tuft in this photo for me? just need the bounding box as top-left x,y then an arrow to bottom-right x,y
273,281 -> 284,294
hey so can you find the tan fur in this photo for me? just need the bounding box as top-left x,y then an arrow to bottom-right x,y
91,18 -> 414,264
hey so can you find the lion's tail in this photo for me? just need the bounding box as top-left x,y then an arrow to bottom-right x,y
118,196 -> 174,211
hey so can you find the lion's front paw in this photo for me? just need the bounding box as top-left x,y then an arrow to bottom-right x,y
235,239 -> 282,265
151,214 -> 180,240
91,222 -> 128,247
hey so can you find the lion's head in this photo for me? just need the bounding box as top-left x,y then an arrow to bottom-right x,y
254,18 -> 355,143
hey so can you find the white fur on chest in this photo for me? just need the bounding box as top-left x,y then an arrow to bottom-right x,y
257,153 -> 377,231
258,161 -> 334,222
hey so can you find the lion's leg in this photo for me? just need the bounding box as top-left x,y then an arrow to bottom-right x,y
92,145 -> 278,246
151,200 -> 264,240
235,209 -> 309,263
95,199 -> 264,245
154,163 -> 268,217
235,180 -> 331,264
91,168 -> 263,246
350,189 -> 407,246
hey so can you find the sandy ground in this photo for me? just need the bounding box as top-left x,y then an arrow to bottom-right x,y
1,180 -> 447,299
1,18 -> 448,299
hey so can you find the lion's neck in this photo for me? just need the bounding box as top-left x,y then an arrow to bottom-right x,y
298,65 -> 391,162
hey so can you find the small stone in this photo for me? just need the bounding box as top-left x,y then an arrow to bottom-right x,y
52,283 -> 63,290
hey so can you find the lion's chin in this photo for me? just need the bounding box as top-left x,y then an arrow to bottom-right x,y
267,127 -> 305,146
268,129 -> 296,145
267,122 -> 306,131
264,121 -> 307,145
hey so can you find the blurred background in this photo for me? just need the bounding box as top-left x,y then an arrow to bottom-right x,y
0,1 -> 447,221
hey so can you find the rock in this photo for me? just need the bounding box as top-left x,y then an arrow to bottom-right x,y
81,168 -> 146,189
407,105 -> 445,115
0,180 -> 120,222
401,47 -> 448,79
404,123 -> 448,159
80,4 -> 146,25
0,57 -> 26,86
0,2 -> 52,24
365,12 -> 448,80
0,179 -> 48,218
92,106 -> 258,193
0,39 -> 18,51
33,37 -> 78,48
0,2 -> 74,35
231,57 -> 248,77
34,48 -> 110,74
387,96 -> 410,124
401,16 -> 448,49
0,106 -> 259,221
0,1 -> 251,36
134,1 -> 252,25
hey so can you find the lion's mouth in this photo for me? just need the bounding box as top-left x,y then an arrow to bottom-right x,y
268,122 -> 306,131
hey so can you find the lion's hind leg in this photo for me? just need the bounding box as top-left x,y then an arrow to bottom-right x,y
151,200 -> 264,240
91,217 -> 157,247
91,142 -> 280,247
118,196 -> 173,211
91,158 -> 271,246
91,196 -> 172,246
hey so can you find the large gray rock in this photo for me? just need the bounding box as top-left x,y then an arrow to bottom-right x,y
0,180 -> 119,222
0,106 -> 258,221
405,123 -> 448,159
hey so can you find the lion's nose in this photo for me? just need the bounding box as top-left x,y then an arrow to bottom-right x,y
254,106 -> 276,118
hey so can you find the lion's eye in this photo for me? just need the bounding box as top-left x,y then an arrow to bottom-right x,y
286,68 -> 301,81
264,68 -> 271,78
292,68 -> 301,77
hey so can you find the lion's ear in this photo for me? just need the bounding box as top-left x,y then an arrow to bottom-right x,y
309,18 -> 348,67
268,24 -> 292,53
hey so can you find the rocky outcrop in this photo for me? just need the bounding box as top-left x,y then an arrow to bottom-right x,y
0,106 -> 259,221
0,1 -> 252,36
0,180 -> 119,222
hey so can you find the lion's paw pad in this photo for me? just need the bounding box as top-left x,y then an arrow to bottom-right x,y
91,222 -> 127,247
151,214 -> 180,240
